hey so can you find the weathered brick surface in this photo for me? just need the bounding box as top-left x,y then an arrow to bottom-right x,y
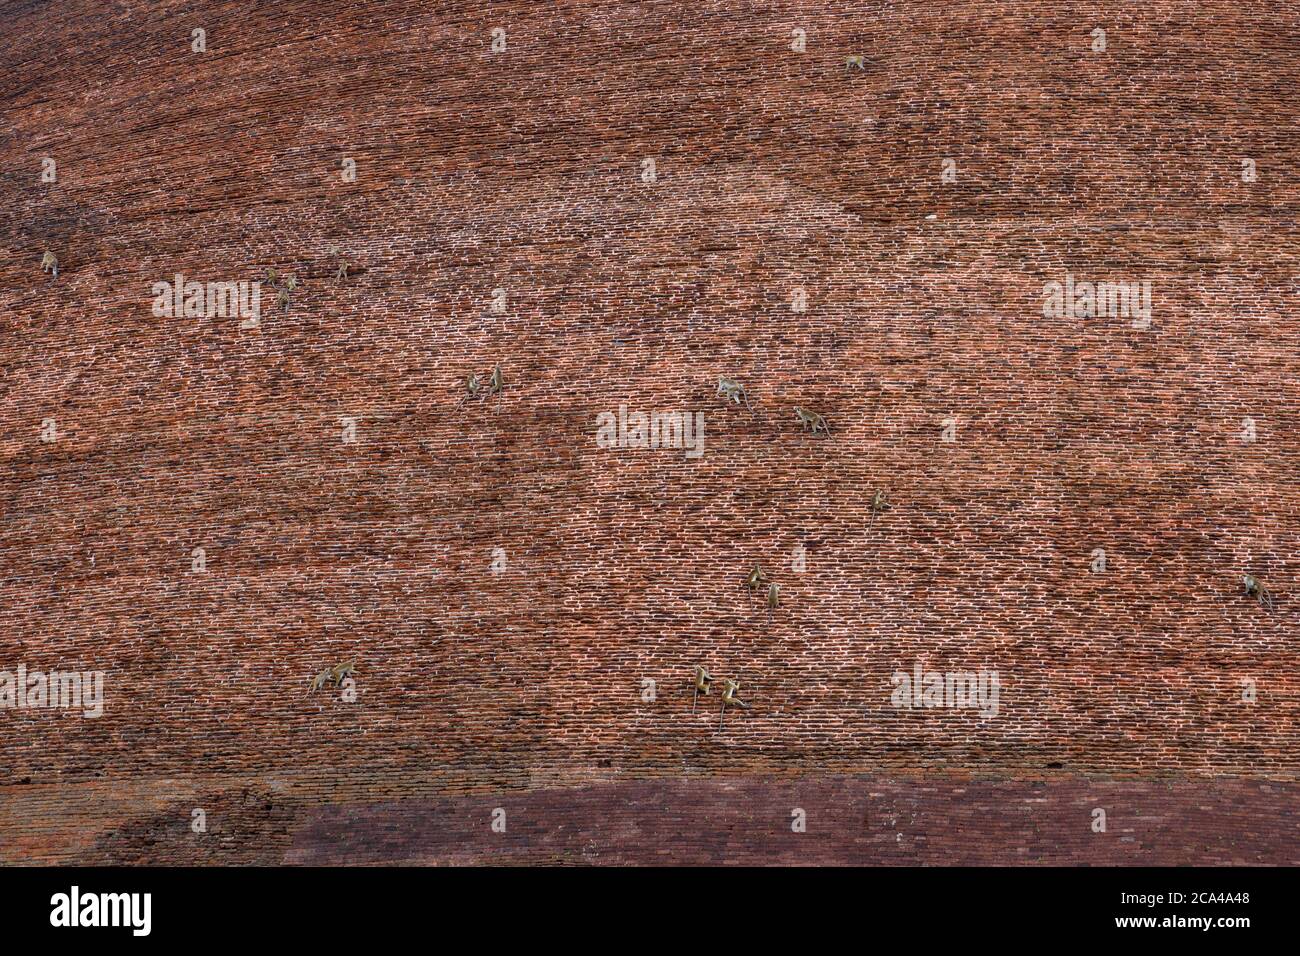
286,776 -> 1300,866
0,0 -> 1296,864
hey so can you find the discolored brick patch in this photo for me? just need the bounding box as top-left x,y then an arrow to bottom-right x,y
286,775 -> 1300,866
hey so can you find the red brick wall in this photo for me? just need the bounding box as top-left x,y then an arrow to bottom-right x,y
1,0 -> 1296,864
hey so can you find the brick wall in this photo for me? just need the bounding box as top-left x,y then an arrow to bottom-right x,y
1,0 -> 1296,864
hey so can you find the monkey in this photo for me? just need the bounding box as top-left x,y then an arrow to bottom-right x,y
845,55 -> 866,71
330,659 -> 357,684
310,660 -> 357,695
327,246 -> 350,280
40,251 -> 58,279
456,373 -> 482,408
1242,574 -> 1275,611
745,563 -> 766,592
868,489 -> 890,528
794,407 -> 830,437
767,581 -> 780,621
486,365 -> 504,409
692,665 -> 713,713
277,288 -> 291,311
266,268 -> 278,285
716,377 -> 749,408
721,679 -> 749,710
283,275 -> 297,292
718,679 -> 750,730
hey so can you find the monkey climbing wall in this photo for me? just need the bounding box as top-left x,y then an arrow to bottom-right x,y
1,0 -> 1297,864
